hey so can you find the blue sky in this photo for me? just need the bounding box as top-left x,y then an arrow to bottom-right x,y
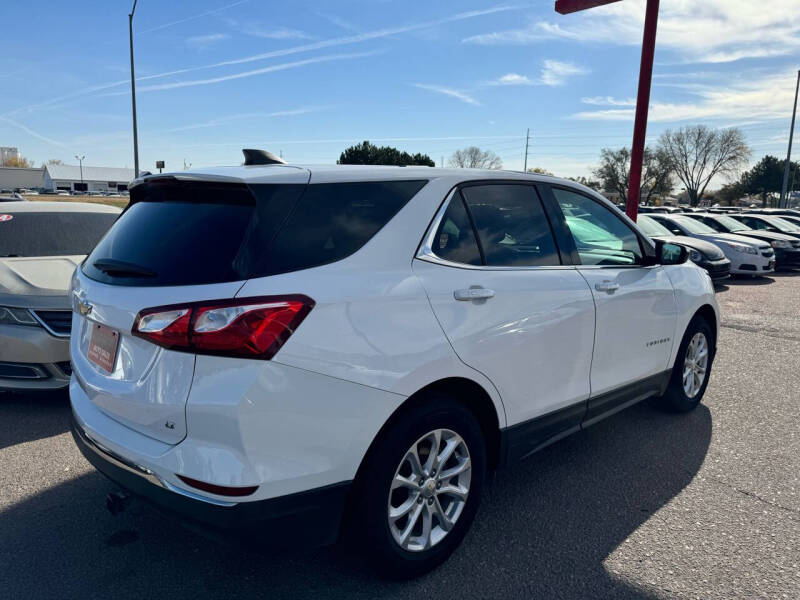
0,0 -> 797,184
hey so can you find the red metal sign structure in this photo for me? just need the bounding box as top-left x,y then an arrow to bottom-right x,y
555,0 -> 660,221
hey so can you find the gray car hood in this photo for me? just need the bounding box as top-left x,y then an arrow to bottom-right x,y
0,255 -> 82,308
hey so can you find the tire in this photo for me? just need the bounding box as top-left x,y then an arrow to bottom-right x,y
349,393 -> 486,579
659,316 -> 715,413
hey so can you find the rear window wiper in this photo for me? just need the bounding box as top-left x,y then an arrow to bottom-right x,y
92,258 -> 157,278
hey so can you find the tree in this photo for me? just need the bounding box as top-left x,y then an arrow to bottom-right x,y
658,125 -> 750,206
592,147 -> 673,204
46,159 -> 63,165
566,175 -> 601,190
337,141 -> 435,166
448,147 -> 502,169
739,155 -> 799,207
2,155 -> 34,168
527,167 -> 553,176
716,181 -> 745,206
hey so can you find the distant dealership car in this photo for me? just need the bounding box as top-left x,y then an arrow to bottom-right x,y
731,214 -> 800,242
686,213 -> 800,269
637,215 -> 730,281
0,201 -> 120,391
648,214 -> 775,276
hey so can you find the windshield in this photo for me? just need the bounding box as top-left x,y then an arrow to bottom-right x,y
713,215 -> 750,231
672,216 -> 717,234
637,215 -> 673,237
766,216 -> 800,232
0,211 -> 118,257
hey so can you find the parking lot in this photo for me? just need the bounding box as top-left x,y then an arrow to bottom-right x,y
1,273 -> 798,599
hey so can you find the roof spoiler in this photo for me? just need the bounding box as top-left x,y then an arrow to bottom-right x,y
242,149 -> 286,166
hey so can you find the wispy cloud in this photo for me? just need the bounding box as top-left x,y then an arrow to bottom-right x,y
489,60 -> 587,87
103,52 -> 377,95
161,106 -> 330,133
412,83 -> 481,106
3,4 -> 521,118
0,116 -> 69,149
138,0 -> 250,35
316,12 -> 361,33
570,70 -> 798,123
463,0 -> 800,64
492,73 -> 534,86
186,33 -> 230,48
239,25 -> 314,40
581,96 -> 636,106
540,60 -> 588,86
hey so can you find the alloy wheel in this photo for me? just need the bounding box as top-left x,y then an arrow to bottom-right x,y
387,428 -> 471,552
682,332 -> 709,398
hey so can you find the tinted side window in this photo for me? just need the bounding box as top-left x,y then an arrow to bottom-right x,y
552,188 -> 643,266
432,195 -> 482,265
259,180 -> 427,276
702,218 -> 724,232
460,184 -> 560,267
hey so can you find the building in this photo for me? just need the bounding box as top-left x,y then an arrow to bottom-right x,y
0,146 -> 21,166
43,164 -> 135,193
0,166 -> 45,191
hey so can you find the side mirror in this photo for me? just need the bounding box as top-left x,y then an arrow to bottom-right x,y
655,240 -> 688,265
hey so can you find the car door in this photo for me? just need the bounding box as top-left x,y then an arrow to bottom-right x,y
413,182 -> 596,458
545,186 -> 677,419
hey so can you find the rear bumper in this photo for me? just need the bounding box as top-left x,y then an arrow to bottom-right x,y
71,414 -> 351,548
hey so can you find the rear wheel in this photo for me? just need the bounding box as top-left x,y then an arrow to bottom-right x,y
350,394 -> 486,579
659,316 -> 715,412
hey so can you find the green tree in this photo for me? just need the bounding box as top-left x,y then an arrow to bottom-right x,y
716,181 -> 745,206
337,141 -> 435,166
658,125 -> 750,206
739,155 -> 799,207
593,147 -> 673,205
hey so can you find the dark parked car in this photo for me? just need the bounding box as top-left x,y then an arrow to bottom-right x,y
637,215 -> 730,281
686,213 -> 800,269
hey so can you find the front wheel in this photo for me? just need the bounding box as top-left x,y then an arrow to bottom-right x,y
659,316 -> 715,412
349,394 -> 486,579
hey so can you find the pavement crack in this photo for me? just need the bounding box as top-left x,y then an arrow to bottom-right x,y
720,322 -> 800,342
709,476 -> 800,518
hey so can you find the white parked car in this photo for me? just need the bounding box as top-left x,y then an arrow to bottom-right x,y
69,164 -> 719,577
648,214 -> 775,276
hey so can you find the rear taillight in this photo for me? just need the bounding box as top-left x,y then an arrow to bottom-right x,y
132,295 -> 314,360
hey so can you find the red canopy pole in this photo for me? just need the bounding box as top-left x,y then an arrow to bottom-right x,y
625,0 -> 659,222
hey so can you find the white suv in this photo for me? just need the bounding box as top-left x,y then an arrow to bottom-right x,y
69,164 -> 719,577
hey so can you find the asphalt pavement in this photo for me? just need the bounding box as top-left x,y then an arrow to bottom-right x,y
1,272 -> 798,599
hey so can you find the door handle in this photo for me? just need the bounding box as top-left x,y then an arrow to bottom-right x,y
454,287 -> 495,301
594,281 -> 620,293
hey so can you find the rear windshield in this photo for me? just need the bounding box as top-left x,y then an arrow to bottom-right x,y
82,178 -> 427,286
0,211 -> 118,257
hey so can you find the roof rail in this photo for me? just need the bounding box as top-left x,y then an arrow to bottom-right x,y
242,149 -> 286,166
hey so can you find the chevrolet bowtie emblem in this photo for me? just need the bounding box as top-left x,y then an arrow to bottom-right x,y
78,299 -> 93,316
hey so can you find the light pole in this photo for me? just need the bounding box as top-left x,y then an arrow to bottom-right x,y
75,155 -> 85,191
779,70 -> 799,208
129,0 -> 140,178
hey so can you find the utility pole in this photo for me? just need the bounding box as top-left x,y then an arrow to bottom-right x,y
780,69 -> 799,208
75,155 -> 85,191
523,128 -> 530,172
129,0 -> 140,178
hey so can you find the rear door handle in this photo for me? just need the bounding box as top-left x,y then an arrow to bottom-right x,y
454,288 -> 495,301
594,281 -> 620,293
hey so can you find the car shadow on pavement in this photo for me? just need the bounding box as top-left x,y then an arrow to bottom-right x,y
724,275 -> 775,286
0,400 -> 712,599
0,390 -> 69,450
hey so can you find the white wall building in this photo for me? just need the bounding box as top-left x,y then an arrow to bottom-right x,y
44,164 -> 135,193
0,166 -> 45,191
